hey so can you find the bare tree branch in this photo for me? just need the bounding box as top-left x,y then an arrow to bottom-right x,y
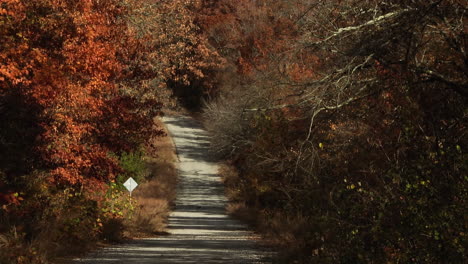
306,8 -> 415,48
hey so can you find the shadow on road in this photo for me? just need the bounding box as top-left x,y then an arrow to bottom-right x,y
75,116 -> 272,264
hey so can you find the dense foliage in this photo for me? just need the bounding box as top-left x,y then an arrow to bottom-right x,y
203,0 -> 467,263
0,0 -> 216,262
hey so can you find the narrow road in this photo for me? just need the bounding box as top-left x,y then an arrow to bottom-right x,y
75,116 -> 271,264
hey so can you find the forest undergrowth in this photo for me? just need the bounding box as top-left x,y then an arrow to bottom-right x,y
200,0 -> 467,263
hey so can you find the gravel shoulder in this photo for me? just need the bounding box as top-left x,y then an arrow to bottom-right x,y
74,115 -> 271,264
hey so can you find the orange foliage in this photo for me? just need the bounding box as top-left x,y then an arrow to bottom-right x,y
0,0 -> 162,188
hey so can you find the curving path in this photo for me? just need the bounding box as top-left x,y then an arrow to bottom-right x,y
74,116 -> 271,264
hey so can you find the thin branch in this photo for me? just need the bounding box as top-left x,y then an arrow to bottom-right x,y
418,68 -> 468,98
306,8 -> 415,47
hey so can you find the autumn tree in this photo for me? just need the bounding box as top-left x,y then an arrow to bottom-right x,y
124,0 -> 224,110
0,0 -> 172,262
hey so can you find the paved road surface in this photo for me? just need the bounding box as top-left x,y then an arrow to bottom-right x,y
74,116 -> 271,264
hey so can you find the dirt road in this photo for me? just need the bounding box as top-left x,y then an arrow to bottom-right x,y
74,116 -> 271,263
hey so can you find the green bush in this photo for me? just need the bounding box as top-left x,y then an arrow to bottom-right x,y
115,151 -> 147,189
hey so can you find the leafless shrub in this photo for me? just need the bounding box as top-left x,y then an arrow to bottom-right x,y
203,87 -> 272,158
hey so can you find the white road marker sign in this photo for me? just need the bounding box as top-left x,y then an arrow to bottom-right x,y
123,177 -> 138,197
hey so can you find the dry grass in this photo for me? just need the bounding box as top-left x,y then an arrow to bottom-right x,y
221,164 -> 267,234
124,117 -> 178,237
221,164 -> 311,262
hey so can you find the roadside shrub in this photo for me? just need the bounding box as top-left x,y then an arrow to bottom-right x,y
206,85 -> 467,262
0,172 -> 142,263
